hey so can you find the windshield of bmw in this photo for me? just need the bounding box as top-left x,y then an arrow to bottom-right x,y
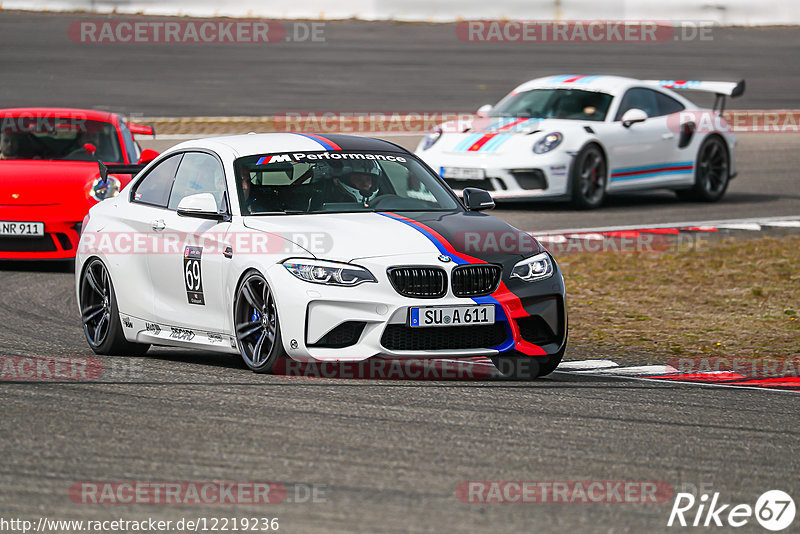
491,88 -> 613,122
0,116 -> 123,163
235,151 -> 460,214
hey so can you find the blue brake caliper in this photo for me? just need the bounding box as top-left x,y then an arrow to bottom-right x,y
251,309 -> 261,323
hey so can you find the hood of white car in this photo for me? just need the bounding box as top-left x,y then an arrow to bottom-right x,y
243,210 -> 541,264
243,212 -> 440,263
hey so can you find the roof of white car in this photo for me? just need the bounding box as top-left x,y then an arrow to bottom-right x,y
166,132 -> 409,157
512,75 -> 652,95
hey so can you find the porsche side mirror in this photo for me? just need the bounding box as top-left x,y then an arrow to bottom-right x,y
137,149 -> 159,165
476,104 -> 493,118
462,188 -> 495,211
176,193 -> 225,221
621,108 -> 648,128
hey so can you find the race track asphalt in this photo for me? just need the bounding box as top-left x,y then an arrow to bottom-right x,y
0,265 -> 798,532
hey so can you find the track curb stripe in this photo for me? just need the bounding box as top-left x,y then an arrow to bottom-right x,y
555,360 -> 800,392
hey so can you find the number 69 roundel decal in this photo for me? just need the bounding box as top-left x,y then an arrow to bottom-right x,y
183,246 -> 205,305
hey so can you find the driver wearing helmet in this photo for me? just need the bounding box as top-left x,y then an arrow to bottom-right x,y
333,160 -> 382,206
0,131 -> 19,159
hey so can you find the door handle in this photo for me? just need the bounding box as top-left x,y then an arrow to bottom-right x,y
662,133 -> 675,140
151,219 -> 166,232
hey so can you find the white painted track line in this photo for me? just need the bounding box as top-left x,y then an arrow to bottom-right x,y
572,365 -> 678,376
715,223 -> 762,231
762,220 -> 800,228
557,359 -> 619,371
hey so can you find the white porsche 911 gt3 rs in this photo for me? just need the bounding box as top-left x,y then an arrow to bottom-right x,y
416,75 -> 744,208
76,133 -> 567,379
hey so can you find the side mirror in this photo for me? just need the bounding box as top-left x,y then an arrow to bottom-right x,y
176,193 -> 224,220
128,123 -> 156,136
137,149 -> 159,165
621,108 -> 648,128
462,188 -> 495,211
476,104 -> 493,118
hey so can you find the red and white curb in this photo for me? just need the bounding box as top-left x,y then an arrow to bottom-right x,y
527,215 -> 800,247
555,359 -> 800,393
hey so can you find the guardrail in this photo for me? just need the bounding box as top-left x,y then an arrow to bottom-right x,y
3,0 -> 800,25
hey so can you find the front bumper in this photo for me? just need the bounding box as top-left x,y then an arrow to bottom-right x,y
267,253 -> 567,362
0,209 -> 81,260
419,151 -> 572,200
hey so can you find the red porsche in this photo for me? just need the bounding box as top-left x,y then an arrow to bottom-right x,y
0,108 -> 158,260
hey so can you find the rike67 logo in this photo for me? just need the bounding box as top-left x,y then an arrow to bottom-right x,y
668,490 -> 795,531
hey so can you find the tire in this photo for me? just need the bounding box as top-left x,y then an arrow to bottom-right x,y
79,258 -> 150,356
676,135 -> 730,202
570,144 -> 608,209
490,346 -> 566,380
233,271 -> 286,373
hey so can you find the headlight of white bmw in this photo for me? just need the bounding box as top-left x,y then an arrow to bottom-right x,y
510,252 -> 554,282
89,176 -> 121,201
533,132 -> 563,154
283,259 -> 377,286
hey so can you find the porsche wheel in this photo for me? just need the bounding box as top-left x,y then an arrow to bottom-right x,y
79,258 -> 150,356
570,144 -> 607,209
676,136 -> 730,202
234,271 -> 286,373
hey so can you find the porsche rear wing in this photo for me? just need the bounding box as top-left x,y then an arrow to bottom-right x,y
645,79 -> 746,113
128,122 -> 156,137
99,162 -> 147,176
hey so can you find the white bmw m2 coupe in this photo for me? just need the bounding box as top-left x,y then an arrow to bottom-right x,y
76,133 -> 567,379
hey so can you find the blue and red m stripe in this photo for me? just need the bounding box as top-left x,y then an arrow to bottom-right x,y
294,133 -> 343,151
378,212 -> 546,356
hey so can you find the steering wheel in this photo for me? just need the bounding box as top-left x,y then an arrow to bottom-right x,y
64,145 -> 98,161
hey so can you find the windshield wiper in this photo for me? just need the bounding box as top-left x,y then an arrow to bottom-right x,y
249,210 -> 306,215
